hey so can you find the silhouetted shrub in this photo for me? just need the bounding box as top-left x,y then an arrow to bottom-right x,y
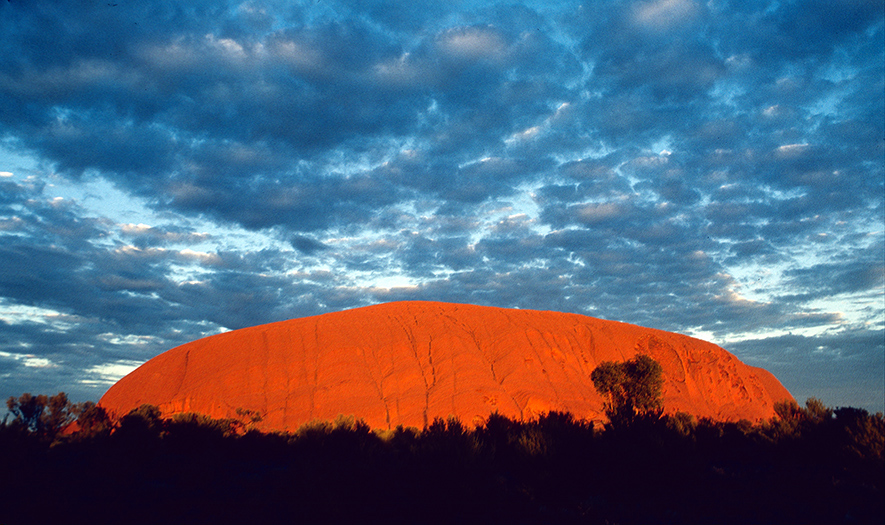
73,401 -> 114,439
5,392 -> 80,443
1,394 -> 883,525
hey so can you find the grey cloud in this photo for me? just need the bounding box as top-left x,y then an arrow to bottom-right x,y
161,169 -> 406,232
1,177 -> 44,207
0,1 -> 881,410
2,1 -> 584,232
290,234 -> 329,254
0,177 -> 301,340
120,223 -> 212,248
396,232 -> 479,274
783,254 -> 885,299
0,243 -> 96,312
727,327 -> 885,413
728,0 -> 883,62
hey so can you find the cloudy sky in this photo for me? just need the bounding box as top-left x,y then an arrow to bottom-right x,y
1,0 -> 882,413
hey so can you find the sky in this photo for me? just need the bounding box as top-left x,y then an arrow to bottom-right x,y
1,0 -> 883,413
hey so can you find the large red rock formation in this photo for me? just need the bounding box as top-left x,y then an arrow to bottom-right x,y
99,301 -> 793,431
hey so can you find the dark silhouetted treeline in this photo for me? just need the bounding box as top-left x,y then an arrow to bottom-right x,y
1,395 -> 883,524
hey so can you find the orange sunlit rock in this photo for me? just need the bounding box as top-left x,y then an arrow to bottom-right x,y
99,301 -> 793,431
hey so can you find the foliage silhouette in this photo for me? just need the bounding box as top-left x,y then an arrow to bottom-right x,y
0,392 -> 882,525
591,354 -> 664,429
5,392 -> 80,442
72,401 -> 113,439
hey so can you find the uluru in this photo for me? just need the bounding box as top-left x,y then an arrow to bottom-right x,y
99,301 -> 793,431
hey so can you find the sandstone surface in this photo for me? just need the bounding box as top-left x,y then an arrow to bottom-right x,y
99,301 -> 793,431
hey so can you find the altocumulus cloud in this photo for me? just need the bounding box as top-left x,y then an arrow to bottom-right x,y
0,0 -> 882,411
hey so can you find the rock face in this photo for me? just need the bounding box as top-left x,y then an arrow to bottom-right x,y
99,301 -> 793,431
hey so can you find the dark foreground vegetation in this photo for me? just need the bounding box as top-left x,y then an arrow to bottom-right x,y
1,393 -> 883,524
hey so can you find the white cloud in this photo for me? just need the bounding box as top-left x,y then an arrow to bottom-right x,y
179,248 -> 222,265
633,0 -> 699,31
80,360 -> 144,387
0,351 -> 56,369
776,143 -> 811,158
272,39 -> 325,73
120,223 -> 153,234
205,34 -> 248,61
576,202 -> 624,222
114,245 -> 169,258
437,26 -> 507,61
373,53 -> 426,87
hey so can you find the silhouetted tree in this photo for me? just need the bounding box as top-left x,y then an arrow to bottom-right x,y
834,406 -> 885,463
621,355 -> 664,414
74,401 -> 113,438
6,392 -> 47,432
113,404 -> 164,446
5,392 -> 78,440
44,392 -> 77,437
591,354 -> 664,427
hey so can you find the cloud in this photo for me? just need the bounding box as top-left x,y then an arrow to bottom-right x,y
290,235 -> 329,255
632,0 -> 700,32
436,25 -> 508,63
727,327 -> 885,412
0,1 -> 882,411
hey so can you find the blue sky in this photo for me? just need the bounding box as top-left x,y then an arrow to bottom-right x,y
1,0 -> 882,412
